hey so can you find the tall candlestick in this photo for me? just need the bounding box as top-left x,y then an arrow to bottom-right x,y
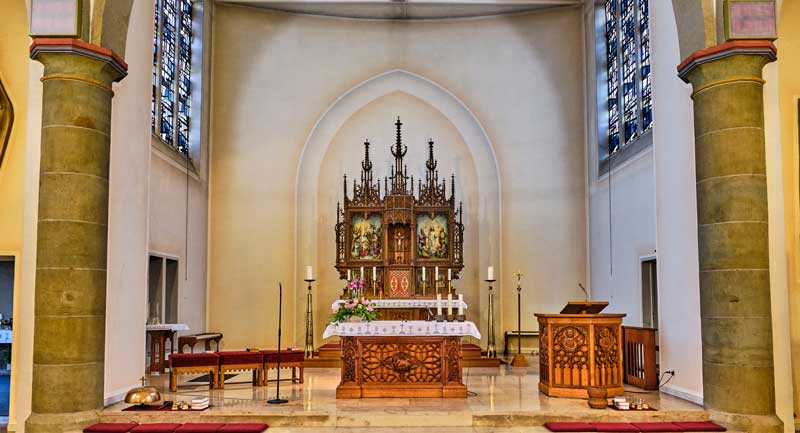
458,294 -> 464,315
306,265 -> 313,281
436,294 -> 443,315
487,266 -> 494,281
447,293 -> 453,316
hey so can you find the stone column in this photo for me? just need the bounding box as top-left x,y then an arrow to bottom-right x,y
26,39 -> 127,433
678,41 -> 782,433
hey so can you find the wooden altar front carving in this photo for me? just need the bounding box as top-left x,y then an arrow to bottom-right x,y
336,335 -> 466,398
335,117 -> 464,297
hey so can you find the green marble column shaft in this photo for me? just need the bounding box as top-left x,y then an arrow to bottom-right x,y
682,49 -> 782,433
26,47 -> 125,433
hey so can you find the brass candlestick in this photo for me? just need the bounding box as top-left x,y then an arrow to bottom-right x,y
485,278 -> 497,358
304,278 -> 315,359
510,270 -> 528,367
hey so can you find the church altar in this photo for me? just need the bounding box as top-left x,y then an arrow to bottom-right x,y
331,298 -> 469,321
325,321 -> 479,398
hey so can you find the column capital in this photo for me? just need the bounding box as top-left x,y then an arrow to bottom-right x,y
30,38 -> 128,81
677,40 -> 777,82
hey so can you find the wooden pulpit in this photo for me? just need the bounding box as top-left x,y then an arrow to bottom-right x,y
536,302 -> 625,398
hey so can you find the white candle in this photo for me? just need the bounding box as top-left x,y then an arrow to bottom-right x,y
488,266 -> 494,280
372,266 -> 377,281
306,265 -> 313,280
347,269 -> 351,280
435,266 -> 439,281
422,266 -> 426,280
448,268 -> 452,281
436,294 -> 443,315
447,293 -> 453,315
360,266 -> 364,279
458,294 -> 464,315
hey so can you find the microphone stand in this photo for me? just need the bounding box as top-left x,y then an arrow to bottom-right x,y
267,282 -> 288,404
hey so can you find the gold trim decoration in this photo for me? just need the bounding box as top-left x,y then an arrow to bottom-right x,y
0,79 -> 14,170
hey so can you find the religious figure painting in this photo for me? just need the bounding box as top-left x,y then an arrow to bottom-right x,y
350,213 -> 382,260
416,213 -> 449,259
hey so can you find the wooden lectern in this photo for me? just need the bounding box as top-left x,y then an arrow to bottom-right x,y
536,302 -> 625,398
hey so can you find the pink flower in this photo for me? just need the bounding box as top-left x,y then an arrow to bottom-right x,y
332,305 -> 341,313
367,306 -> 374,312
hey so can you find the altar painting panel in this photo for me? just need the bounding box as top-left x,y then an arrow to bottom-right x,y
416,213 -> 449,259
351,213 -> 382,260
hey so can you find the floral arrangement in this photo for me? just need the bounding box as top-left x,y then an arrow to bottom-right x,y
331,279 -> 378,323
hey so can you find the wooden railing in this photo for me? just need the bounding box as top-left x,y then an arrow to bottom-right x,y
622,326 -> 658,390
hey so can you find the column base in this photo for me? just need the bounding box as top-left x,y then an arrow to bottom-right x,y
708,410 -> 783,433
26,410 -> 100,433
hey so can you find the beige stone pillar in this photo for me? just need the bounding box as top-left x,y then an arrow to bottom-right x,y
26,39 -> 127,433
678,41 -> 782,433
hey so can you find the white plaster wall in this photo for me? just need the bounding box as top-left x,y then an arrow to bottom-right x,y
103,0 -> 154,405
650,0 -> 704,403
585,0 -> 704,403
209,5 -> 586,349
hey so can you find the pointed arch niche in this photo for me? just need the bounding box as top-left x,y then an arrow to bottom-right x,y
294,70 -> 501,347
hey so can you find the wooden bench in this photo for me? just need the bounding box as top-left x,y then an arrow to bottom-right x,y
178,333 -> 223,353
503,330 -> 539,357
169,353 -> 219,392
261,349 -> 304,384
218,351 -> 263,389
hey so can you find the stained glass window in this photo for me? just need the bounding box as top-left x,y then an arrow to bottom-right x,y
603,0 -> 652,156
152,0 -> 193,155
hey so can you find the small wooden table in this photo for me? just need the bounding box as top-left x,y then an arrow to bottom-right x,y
178,332 -> 223,353
146,324 -> 189,374
324,320 -> 480,398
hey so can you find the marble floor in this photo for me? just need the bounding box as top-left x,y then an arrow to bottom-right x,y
102,359 -> 709,431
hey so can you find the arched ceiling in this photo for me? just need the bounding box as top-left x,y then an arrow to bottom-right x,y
218,0 -> 581,19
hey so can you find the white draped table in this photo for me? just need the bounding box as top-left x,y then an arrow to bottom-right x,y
323,320 -> 480,339
331,298 -> 468,311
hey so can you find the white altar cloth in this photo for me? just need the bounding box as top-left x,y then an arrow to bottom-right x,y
323,320 -> 481,339
332,298 -> 468,311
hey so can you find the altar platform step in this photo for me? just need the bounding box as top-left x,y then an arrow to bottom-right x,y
303,342 -> 501,368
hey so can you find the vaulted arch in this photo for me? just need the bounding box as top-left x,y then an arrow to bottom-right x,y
294,69 -> 502,345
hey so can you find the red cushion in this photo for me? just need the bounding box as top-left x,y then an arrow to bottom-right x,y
632,423 -> 683,432
84,423 -> 138,433
594,423 -> 639,432
130,424 -> 182,433
170,353 -> 219,368
261,349 -> 304,363
674,422 -> 726,432
544,422 -> 597,432
218,424 -> 268,433
218,351 -> 263,365
175,424 -> 226,433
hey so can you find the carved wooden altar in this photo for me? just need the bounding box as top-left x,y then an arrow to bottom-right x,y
336,335 -> 467,398
335,118 -> 464,300
536,303 -> 625,399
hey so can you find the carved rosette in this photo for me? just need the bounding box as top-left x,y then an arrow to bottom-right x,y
361,341 -> 441,383
341,337 -> 358,383
552,325 -> 589,370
